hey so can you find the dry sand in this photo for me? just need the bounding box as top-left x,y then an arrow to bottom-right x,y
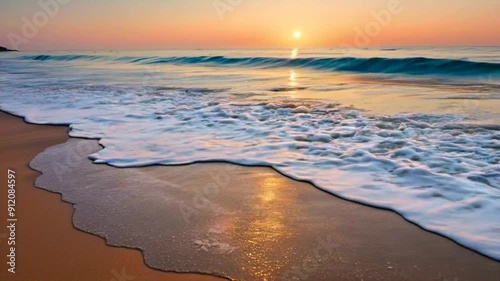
0,111 -> 499,281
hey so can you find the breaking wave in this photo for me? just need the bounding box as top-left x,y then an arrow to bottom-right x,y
21,54 -> 500,77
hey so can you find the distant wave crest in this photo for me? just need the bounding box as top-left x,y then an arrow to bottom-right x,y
22,54 -> 500,77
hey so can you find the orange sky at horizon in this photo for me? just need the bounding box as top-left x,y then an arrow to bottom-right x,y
1,0 -> 499,50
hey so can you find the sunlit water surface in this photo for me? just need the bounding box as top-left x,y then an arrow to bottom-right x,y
0,47 -> 499,261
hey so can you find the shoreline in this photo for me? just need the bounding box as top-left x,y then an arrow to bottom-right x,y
0,111 -> 499,280
5,109 -> 499,263
0,111 -> 223,281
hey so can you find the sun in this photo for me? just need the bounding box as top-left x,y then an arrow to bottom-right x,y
293,31 -> 301,39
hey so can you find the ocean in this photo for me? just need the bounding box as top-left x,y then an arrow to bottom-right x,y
0,47 -> 499,260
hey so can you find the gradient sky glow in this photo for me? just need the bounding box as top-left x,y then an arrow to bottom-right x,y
1,0 -> 499,50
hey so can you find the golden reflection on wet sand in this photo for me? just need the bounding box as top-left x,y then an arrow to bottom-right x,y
228,174 -> 298,280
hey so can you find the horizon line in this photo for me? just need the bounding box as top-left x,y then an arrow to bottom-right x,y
5,45 -> 500,52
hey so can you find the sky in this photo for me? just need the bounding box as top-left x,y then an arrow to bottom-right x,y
1,0 -> 499,50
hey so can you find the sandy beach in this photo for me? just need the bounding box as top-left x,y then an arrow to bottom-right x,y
0,111 -> 499,280
0,112 -> 223,281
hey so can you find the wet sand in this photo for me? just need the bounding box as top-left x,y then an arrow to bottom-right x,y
0,111 -> 499,280
0,112 -> 223,281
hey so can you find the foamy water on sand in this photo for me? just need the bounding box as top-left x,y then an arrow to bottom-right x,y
0,48 -> 499,260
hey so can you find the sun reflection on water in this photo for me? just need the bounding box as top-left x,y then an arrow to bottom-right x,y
289,70 -> 299,90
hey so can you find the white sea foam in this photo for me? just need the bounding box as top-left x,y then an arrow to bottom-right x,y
1,50 -> 499,261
